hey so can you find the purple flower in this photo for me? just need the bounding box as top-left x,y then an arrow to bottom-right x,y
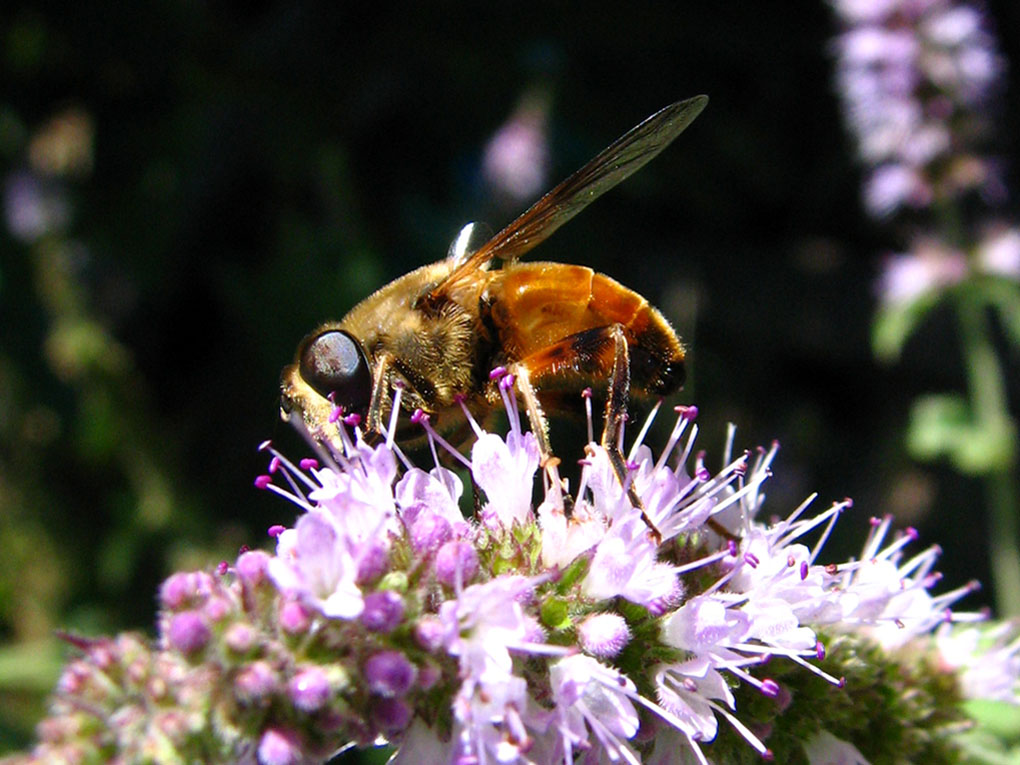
268,510 -> 364,619
21,391 -> 1013,764
471,429 -> 540,528
482,91 -> 550,203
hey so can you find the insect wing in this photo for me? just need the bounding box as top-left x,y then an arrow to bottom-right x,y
427,95 -> 708,302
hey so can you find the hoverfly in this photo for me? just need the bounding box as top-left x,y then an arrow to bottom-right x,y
281,96 -> 707,527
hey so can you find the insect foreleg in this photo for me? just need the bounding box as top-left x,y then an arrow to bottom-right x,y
510,364 -> 566,506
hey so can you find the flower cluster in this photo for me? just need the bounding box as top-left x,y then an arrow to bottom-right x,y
830,0 -> 1020,306
10,380 -> 1019,765
830,0 -> 1020,625
831,0 -> 1005,218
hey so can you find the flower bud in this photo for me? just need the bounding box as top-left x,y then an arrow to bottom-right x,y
224,623 -> 256,655
236,550 -> 271,586
287,666 -> 332,712
360,591 -> 404,633
258,727 -> 304,765
435,540 -> 479,587
279,600 -> 312,635
235,660 -> 278,704
364,650 -> 416,697
166,611 -> 210,656
371,697 -> 411,736
414,616 -> 445,652
578,613 -> 631,659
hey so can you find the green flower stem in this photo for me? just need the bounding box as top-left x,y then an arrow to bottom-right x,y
956,288 -> 1020,616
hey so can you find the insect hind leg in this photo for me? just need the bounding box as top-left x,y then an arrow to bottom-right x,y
601,324 -> 661,542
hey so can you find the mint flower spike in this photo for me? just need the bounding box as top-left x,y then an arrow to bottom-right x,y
12,384 -> 1020,764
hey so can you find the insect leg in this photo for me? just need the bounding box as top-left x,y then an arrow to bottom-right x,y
365,352 -> 393,437
510,364 -> 565,504
602,324 -> 661,542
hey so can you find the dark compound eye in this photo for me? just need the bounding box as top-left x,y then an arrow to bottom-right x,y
299,330 -> 372,414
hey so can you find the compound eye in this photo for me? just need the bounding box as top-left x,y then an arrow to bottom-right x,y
299,330 -> 372,414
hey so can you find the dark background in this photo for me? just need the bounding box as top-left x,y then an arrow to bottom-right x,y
1,1 -> 1018,756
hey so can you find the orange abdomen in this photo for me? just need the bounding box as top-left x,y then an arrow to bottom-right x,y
486,262 -> 685,396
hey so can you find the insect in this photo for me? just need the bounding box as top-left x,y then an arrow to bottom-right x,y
281,96 -> 707,528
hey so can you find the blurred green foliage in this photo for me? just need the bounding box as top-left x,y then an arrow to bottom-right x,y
1,0 -> 1018,758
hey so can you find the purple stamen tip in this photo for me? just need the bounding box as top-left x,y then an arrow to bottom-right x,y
626,460 -> 639,471
216,561 -> 229,576
343,413 -> 361,427
815,641 -> 826,660
410,409 -> 427,425
254,475 -> 272,490
269,456 -> 281,473
581,387 -> 593,399
800,561 -> 809,581
844,497 -> 854,508
392,378 -> 405,389
763,750 -> 775,761
327,391 -> 337,402
943,608 -> 954,623
869,516 -> 882,526
696,467 -> 711,481
299,458 -> 319,471
837,677 -> 846,689
760,679 -> 780,698
489,366 -> 507,380
905,526 -> 919,541
500,373 -> 516,390
680,404 -> 698,419
968,579 -> 982,592
744,552 -> 760,568
268,525 -> 286,538
727,539 -> 738,557
453,393 -> 466,403
328,407 -> 342,424
258,440 -> 272,451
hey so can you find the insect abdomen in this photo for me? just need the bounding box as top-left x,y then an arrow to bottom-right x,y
489,263 -> 685,396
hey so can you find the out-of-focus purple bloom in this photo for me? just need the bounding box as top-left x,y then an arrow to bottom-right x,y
977,224 -> 1020,278
3,171 -> 70,242
831,0 -> 1006,218
876,239 -> 968,304
482,92 -> 550,203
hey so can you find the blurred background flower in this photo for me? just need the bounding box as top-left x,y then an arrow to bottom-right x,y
1,1 -> 1018,759
831,0 -> 1020,618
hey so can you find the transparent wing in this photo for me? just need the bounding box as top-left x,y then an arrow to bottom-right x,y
426,95 -> 708,303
